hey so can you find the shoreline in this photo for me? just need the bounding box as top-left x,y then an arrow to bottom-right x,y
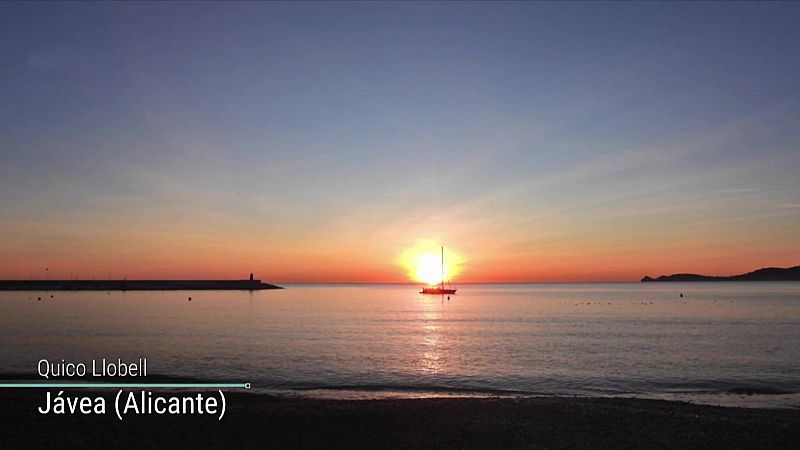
1,391 -> 798,448
2,371 -> 797,409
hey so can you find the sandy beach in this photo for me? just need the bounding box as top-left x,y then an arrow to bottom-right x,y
1,391 -> 798,449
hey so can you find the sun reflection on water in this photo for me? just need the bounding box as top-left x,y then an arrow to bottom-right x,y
418,300 -> 445,374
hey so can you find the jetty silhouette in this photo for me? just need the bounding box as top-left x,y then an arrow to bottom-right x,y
0,273 -> 281,291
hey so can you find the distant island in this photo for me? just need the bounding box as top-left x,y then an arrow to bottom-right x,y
641,265 -> 800,282
0,274 -> 281,291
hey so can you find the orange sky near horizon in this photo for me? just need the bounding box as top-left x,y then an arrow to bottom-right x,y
2,147 -> 798,283
2,247 -> 797,283
1,209 -> 797,283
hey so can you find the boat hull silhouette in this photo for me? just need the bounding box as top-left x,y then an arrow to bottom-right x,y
420,287 -> 456,295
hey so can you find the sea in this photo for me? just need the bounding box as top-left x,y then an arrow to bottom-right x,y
1,283 -> 799,408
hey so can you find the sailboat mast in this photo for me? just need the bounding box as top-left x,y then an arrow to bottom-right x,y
441,246 -> 444,291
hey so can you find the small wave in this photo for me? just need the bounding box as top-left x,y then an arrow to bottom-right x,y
291,384 -> 540,397
278,378 -> 800,399
722,386 -> 794,395
646,377 -> 799,395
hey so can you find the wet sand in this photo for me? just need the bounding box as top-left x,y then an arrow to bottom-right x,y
1,391 -> 798,449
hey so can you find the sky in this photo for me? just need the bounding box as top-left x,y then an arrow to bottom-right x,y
1,2 -> 799,282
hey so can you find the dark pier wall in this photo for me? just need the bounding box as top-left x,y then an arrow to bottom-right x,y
0,280 -> 281,291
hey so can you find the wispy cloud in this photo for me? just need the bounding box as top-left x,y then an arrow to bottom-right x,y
720,187 -> 761,195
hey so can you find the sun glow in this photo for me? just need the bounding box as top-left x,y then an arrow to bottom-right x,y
398,241 -> 464,285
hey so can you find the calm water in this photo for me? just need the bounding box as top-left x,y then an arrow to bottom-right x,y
1,283 -> 799,408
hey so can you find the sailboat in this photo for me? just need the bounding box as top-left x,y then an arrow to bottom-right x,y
420,246 -> 457,295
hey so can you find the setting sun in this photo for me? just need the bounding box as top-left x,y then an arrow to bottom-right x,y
398,241 -> 464,285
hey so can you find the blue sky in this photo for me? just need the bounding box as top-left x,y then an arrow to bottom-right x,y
1,2 -> 798,281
